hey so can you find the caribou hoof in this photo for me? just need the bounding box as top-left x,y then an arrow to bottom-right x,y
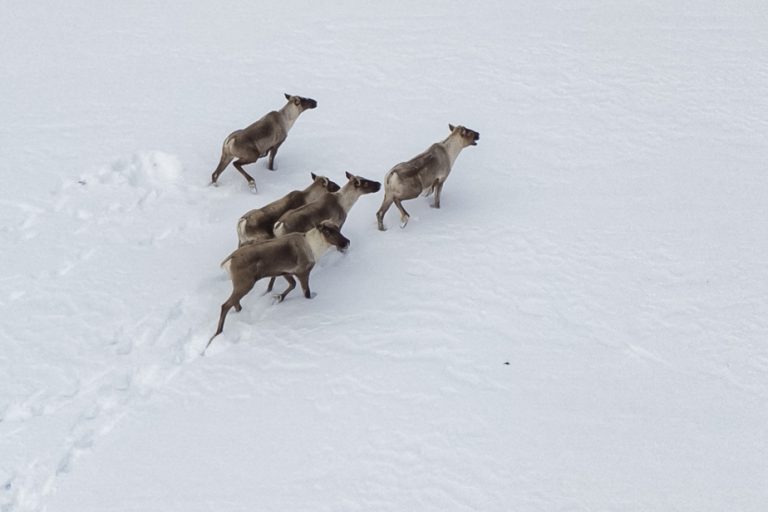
248,181 -> 257,193
400,217 -> 409,229
272,294 -> 285,304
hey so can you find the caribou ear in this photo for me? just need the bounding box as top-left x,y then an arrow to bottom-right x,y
449,124 -> 456,132
311,172 -> 317,180
284,93 -> 292,100
345,171 -> 354,180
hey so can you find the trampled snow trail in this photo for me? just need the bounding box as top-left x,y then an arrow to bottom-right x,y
0,152 -> 216,510
2,1 -> 768,511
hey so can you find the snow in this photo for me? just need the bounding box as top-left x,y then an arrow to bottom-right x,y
2,1 -> 768,511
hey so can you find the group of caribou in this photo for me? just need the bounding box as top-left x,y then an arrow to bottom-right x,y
205,93 -> 479,351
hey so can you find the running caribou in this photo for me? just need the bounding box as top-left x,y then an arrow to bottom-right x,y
376,124 -> 479,230
210,93 -> 317,190
274,172 -> 381,237
206,221 -> 350,352
255,172 -> 379,295
236,173 -> 340,246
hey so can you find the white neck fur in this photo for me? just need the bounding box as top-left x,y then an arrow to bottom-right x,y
441,133 -> 466,168
336,182 -> 365,213
304,228 -> 331,261
279,101 -> 303,131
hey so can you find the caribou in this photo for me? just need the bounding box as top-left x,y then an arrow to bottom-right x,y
210,93 -> 317,191
376,124 -> 479,230
206,221 -> 350,352
274,172 -> 381,236
237,173 -> 340,246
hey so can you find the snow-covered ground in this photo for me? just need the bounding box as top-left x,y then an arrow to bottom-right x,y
2,1 -> 767,510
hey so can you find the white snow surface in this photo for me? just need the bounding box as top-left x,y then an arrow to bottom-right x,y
2,1 -> 768,511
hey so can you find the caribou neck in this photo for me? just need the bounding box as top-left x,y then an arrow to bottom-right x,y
279,102 -> 303,131
304,228 -> 331,261
302,180 -> 320,194
440,133 -> 466,168
304,181 -> 327,202
336,182 -> 364,213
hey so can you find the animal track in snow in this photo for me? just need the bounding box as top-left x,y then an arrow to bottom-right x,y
0,151 -> 218,512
